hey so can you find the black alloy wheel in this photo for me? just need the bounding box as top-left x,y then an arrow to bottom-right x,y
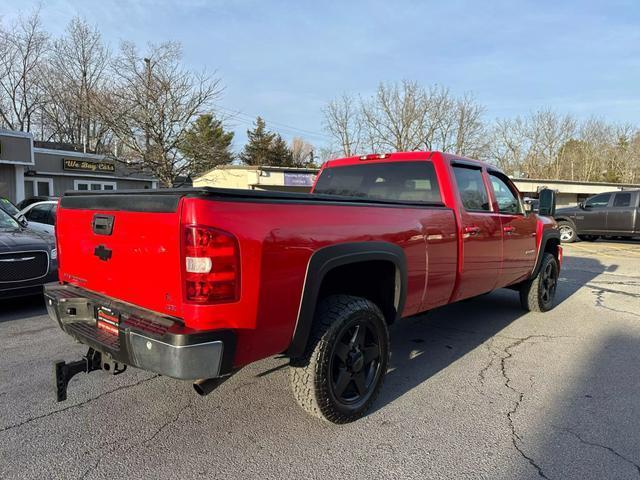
539,259 -> 558,308
329,321 -> 382,408
289,295 -> 390,423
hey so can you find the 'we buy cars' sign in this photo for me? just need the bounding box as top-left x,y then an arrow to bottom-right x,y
63,158 -> 116,173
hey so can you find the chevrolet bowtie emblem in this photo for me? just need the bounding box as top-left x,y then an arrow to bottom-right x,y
94,245 -> 112,261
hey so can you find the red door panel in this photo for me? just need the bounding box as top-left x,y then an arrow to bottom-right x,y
497,214 -> 537,286
449,164 -> 503,301
488,172 -> 537,287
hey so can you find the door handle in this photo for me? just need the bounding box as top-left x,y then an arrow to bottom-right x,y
503,226 -> 516,235
463,225 -> 481,237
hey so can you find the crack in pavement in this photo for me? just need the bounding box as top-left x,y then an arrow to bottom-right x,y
591,288 -> 640,319
79,397 -> 195,480
0,375 -> 160,435
556,427 -> 640,477
499,335 -> 552,480
585,284 -> 640,300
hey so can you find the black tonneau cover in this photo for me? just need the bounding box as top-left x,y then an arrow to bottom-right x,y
60,186 -> 446,212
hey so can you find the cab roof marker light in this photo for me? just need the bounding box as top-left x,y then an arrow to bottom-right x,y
359,153 -> 389,160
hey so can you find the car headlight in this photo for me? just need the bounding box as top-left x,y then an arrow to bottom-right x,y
51,248 -> 57,260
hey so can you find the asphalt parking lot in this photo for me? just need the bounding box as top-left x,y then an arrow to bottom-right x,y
1,240 -> 639,480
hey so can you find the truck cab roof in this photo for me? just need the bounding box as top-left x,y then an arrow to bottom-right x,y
323,151 -> 500,173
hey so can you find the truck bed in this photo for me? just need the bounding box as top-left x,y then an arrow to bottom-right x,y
56,187 -> 458,366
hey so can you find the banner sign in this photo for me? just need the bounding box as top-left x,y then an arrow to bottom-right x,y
284,172 -> 315,187
63,158 -> 116,173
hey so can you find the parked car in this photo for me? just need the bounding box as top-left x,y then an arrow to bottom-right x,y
19,200 -> 58,236
0,208 -> 58,299
46,151 -> 561,422
523,197 -> 540,213
0,197 -> 28,227
16,195 -> 58,211
554,189 -> 640,242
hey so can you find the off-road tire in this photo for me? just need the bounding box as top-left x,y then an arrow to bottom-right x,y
558,221 -> 577,243
519,253 -> 560,312
289,295 -> 389,423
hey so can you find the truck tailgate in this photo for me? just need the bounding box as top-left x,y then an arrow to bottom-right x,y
56,193 -> 184,318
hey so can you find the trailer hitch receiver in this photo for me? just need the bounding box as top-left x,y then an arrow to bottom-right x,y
53,348 -> 126,402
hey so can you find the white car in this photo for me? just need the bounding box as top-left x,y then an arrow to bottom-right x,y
19,200 -> 58,236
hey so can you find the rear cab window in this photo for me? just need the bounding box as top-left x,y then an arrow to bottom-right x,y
313,161 -> 442,204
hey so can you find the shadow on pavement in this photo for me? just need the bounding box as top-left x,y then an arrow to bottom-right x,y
371,255 -> 611,414
0,294 -> 47,323
513,333 -> 640,478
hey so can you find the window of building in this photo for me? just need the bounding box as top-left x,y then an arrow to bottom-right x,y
74,180 -> 117,191
24,178 -> 54,198
613,192 -> 631,207
452,166 -> 490,212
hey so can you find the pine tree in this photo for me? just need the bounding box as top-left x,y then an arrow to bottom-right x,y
179,114 -> 234,176
269,134 -> 294,166
240,117 -> 275,166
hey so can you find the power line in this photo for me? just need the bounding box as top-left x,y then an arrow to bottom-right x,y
217,106 -> 331,142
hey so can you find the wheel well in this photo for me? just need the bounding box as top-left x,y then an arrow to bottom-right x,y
555,217 -> 574,226
317,260 -> 399,324
544,237 -> 560,260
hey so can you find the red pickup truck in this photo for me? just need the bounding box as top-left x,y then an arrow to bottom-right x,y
45,151 -> 561,423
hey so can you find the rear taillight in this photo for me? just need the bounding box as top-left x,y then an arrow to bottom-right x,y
182,225 -> 240,304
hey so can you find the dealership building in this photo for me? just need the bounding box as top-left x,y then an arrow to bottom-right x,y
0,130 -> 157,204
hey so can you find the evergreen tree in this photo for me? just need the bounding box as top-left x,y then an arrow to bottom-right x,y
240,117 -> 275,166
240,117 -> 294,167
270,134 -> 294,166
179,114 -> 234,176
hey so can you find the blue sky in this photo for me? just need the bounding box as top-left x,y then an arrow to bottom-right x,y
2,0 -> 639,151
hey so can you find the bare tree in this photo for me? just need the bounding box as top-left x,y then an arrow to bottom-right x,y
418,85 -> 454,151
41,16 -> 111,151
360,81 -> 426,152
322,93 -> 362,156
0,10 -> 48,132
94,42 -> 222,186
490,117 -> 529,175
451,93 -> 487,158
323,82 -> 488,158
290,137 -> 314,166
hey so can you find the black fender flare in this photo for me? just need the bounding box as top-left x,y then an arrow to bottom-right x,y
287,241 -> 407,358
531,228 -> 561,278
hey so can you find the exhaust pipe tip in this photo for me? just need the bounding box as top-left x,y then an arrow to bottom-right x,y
193,377 -> 226,396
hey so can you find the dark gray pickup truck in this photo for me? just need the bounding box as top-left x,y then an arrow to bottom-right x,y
554,189 -> 640,242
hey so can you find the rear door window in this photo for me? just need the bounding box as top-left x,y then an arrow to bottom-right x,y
452,166 -> 491,212
313,161 -> 441,203
613,193 -> 631,207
